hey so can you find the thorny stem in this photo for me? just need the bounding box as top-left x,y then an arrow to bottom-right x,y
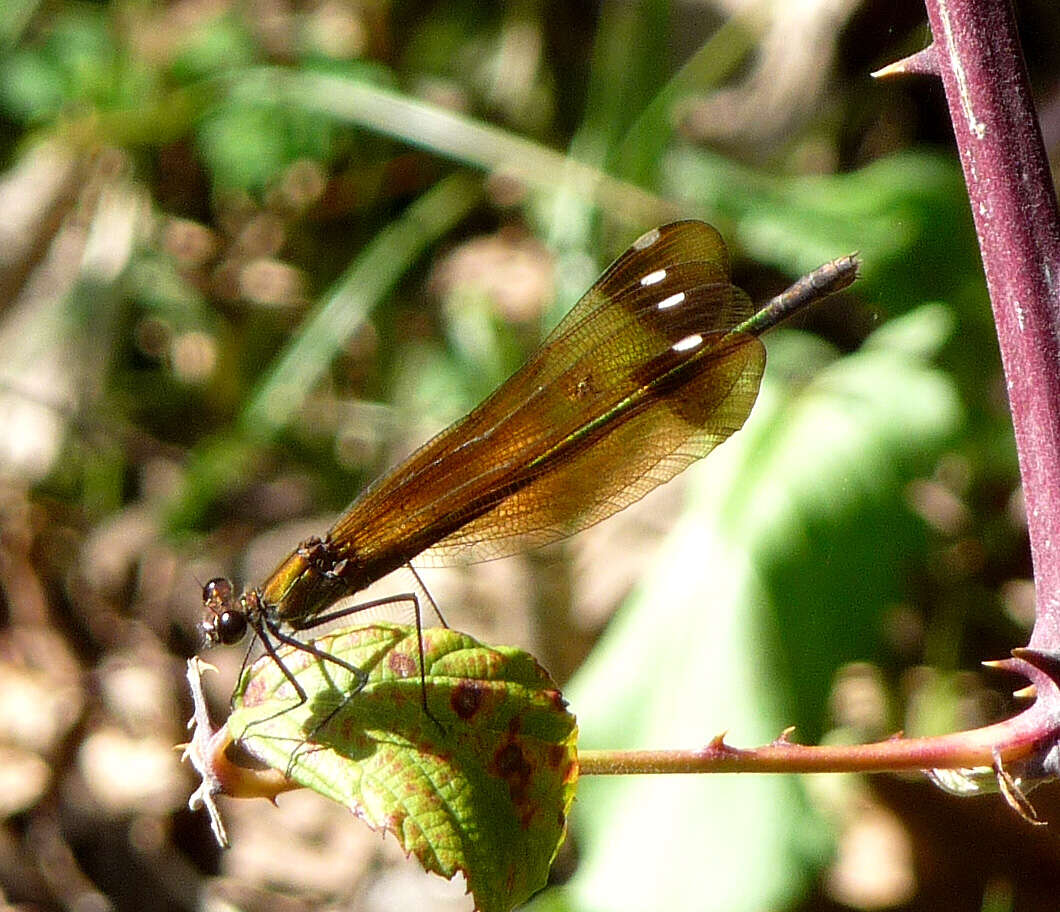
919,0 -> 1060,656
578,715 -> 1046,776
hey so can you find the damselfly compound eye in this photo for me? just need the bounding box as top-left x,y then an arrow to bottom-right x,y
215,609 -> 248,645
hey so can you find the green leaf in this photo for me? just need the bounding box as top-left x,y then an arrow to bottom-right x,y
196,100 -> 334,191
228,623 -> 578,912
169,13 -> 257,81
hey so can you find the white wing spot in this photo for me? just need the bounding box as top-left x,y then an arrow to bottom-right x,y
672,333 -> 703,352
633,227 -> 661,250
657,291 -> 686,310
640,269 -> 666,287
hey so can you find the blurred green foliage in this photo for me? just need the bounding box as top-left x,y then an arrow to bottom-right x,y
0,0 -> 1045,910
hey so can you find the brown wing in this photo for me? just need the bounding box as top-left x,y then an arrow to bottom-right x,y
325,220 -> 764,573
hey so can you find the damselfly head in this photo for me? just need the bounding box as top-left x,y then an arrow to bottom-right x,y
201,577 -> 249,646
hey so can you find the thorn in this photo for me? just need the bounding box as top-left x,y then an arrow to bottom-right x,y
1013,684 -> 1037,700
773,726 -> 797,745
708,731 -> 729,750
983,657 -> 1027,675
1011,646 -> 1060,680
888,730 -> 905,741
872,44 -> 939,79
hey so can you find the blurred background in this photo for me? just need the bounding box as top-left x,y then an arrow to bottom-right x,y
2,0 -> 1060,909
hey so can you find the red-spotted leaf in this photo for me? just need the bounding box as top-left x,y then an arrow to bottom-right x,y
226,623 -> 579,912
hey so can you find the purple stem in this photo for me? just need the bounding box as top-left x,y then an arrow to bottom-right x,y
923,0 -> 1060,652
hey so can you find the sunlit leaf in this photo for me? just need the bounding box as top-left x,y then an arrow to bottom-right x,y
228,623 -> 578,912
